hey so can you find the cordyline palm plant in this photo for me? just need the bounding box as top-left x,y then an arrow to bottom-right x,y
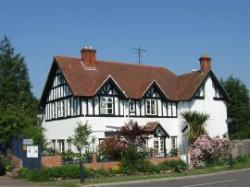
182,111 -> 209,145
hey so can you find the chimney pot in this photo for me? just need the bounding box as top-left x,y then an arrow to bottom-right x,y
81,46 -> 97,68
199,54 -> 212,73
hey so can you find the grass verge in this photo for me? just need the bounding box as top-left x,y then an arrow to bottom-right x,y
45,163 -> 250,187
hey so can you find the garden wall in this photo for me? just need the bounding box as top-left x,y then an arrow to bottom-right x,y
42,155 -> 62,168
231,139 -> 250,158
41,153 -> 180,170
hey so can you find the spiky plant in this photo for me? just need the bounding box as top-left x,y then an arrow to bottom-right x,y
182,111 -> 209,144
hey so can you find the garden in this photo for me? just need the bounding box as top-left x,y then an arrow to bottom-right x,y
2,112 -> 250,186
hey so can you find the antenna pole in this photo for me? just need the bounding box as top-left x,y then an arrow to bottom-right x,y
133,46 -> 146,64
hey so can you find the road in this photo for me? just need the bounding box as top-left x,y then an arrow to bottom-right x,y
109,169 -> 250,187
1,169 -> 250,187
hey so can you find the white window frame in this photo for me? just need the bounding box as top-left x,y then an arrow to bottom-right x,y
58,140 -> 65,153
146,99 -> 157,115
100,96 -> 114,115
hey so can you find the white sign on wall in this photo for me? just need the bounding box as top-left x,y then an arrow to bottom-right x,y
23,139 -> 33,145
27,145 -> 38,158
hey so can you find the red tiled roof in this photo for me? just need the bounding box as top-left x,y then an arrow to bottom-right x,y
143,122 -> 159,133
53,56 -> 210,101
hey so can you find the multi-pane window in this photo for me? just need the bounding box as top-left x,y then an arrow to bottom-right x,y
154,140 -> 159,155
100,97 -> 113,114
160,138 -> 164,153
58,140 -> 65,153
146,99 -> 157,115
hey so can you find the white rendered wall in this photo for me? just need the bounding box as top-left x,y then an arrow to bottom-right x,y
42,76 -> 228,153
42,116 -> 179,153
178,76 -> 228,139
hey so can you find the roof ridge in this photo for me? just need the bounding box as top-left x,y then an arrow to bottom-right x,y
55,55 -> 177,76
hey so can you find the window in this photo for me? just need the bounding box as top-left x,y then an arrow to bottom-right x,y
67,140 -> 72,152
51,140 -> 56,151
57,102 -> 61,117
154,140 -> 159,155
57,101 -> 65,117
100,96 -> 113,114
129,100 -> 135,112
146,99 -> 157,115
171,136 -> 177,149
58,140 -> 65,153
57,74 -> 65,85
160,138 -> 164,153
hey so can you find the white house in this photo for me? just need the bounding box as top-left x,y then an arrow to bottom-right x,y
40,46 -> 229,156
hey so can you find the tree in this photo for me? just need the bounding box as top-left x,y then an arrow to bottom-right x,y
0,36 -> 44,150
118,120 -> 147,148
182,111 -> 209,144
221,76 -> 250,139
99,137 -> 125,160
71,122 -> 92,155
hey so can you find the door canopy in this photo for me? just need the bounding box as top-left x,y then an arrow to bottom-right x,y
143,122 -> 169,138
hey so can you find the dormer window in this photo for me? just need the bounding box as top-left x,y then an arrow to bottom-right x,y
100,96 -> 114,115
146,99 -> 157,115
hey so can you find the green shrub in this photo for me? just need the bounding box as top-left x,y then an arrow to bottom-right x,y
19,165 -> 101,181
120,145 -> 149,174
157,160 -> 186,172
235,155 -> 250,164
18,168 -> 50,181
169,148 -> 178,157
0,156 -> 11,176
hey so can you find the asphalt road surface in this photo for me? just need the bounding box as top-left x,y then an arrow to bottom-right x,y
111,169 -> 250,187
1,169 -> 250,187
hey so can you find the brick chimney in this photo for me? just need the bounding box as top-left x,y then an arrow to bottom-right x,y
199,54 -> 212,73
81,46 -> 97,68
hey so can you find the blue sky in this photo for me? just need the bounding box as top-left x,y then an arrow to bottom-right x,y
1,0 -> 250,97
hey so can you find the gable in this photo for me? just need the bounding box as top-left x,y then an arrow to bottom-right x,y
191,71 -> 229,102
95,76 -> 127,98
40,60 -> 73,107
143,81 -> 168,100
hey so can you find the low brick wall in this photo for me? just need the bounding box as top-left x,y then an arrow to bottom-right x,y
149,156 -> 180,165
42,155 -> 62,168
41,154 -> 180,170
85,161 -> 120,170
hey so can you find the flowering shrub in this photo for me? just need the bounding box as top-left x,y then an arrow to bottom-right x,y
191,135 -> 230,168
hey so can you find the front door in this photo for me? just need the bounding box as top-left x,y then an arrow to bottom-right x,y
154,137 -> 165,157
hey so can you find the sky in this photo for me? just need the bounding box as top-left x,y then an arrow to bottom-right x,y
0,0 -> 250,97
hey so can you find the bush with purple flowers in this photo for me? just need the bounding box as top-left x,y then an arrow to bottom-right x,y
191,135 -> 230,168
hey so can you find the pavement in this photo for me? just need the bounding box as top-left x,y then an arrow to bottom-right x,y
83,168 -> 250,187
